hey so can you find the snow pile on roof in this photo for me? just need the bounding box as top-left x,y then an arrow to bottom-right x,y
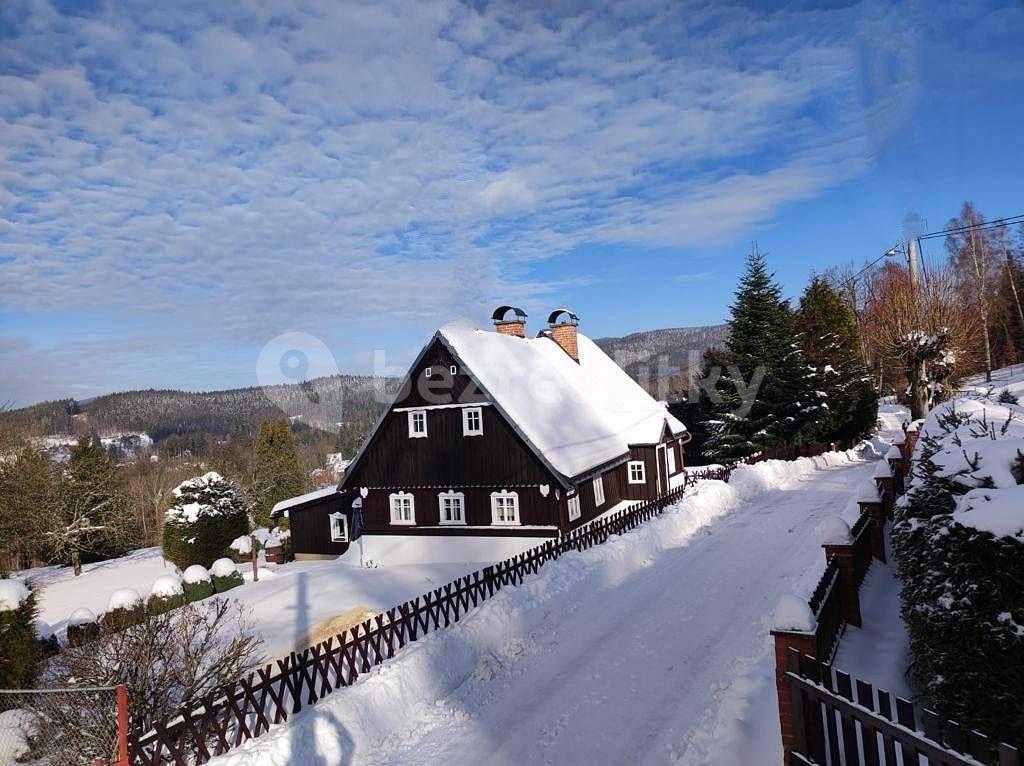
272,486 -> 338,514
183,565 -> 211,584
955,486 -> 1024,540
149,575 -> 184,599
439,324 -> 685,479
211,558 -> 238,578
107,588 -> 142,611
819,516 -> 852,546
0,580 -> 30,611
772,594 -> 817,632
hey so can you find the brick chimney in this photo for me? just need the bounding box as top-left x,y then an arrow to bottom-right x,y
547,308 -> 580,362
492,305 -> 527,338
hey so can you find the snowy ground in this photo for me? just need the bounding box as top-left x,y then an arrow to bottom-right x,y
15,550 -> 478,656
208,444 -> 888,766
833,559 -> 913,701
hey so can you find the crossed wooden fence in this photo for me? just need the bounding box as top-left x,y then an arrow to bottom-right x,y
786,648 -> 1020,765
130,443 -> 839,764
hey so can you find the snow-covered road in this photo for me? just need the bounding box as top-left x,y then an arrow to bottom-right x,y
214,448 -> 883,766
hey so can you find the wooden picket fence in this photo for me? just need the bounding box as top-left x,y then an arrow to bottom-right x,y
786,648 -> 1020,765
129,442 -> 839,764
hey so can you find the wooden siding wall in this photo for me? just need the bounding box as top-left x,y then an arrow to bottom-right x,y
361,486 -> 564,533
289,497 -> 351,557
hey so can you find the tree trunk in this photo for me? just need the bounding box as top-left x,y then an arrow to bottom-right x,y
970,230 -> 993,381
71,549 -> 82,577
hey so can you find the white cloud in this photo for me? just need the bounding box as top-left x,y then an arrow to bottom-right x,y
0,0 -> 931,401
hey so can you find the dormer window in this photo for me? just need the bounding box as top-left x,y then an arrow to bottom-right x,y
462,406 -> 483,436
408,410 -> 428,438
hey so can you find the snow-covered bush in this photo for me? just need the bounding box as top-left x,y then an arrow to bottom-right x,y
181,565 -> 214,602
147,575 -> 185,615
0,578 -> 46,691
892,398 -> 1024,744
66,607 -> 100,647
210,558 -> 243,593
162,472 -> 249,569
101,588 -> 143,631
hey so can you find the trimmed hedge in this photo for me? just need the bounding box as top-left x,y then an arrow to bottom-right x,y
893,409 -> 1024,746
212,571 -> 243,593
183,579 -> 215,603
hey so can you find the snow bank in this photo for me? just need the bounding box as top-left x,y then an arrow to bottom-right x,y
212,558 -> 238,578
0,579 -> 30,611
150,575 -> 184,599
772,594 -> 816,632
107,588 -> 142,611
242,568 -> 276,582
819,516 -> 852,546
183,565 -> 211,584
350,533 -> 547,567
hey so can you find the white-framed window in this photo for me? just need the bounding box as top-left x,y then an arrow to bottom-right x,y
667,447 -> 677,474
407,410 -> 428,438
462,406 -> 483,436
628,460 -> 646,484
450,365 -> 457,375
329,512 -> 348,542
592,475 -> 605,507
389,492 -> 415,525
490,490 -> 520,525
437,491 -> 466,525
568,494 -> 581,522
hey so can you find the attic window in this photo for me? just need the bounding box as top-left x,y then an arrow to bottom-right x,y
462,407 -> 483,436
408,410 -> 428,438
424,367 -> 432,377
450,365 -> 458,375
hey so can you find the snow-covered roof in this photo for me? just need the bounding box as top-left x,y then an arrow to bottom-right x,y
439,324 -> 686,480
271,486 -> 338,514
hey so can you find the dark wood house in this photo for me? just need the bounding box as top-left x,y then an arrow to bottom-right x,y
287,307 -> 689,564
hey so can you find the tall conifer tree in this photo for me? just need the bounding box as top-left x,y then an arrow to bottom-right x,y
251,419 -> 305,527
699,250 -> 822,460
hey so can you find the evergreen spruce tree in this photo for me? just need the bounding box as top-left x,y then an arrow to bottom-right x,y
699,250 -> 822,460
162,472 -> 249,568
55,436 -> 134,574
796,277 -> 878,444
251,419 -> 305,528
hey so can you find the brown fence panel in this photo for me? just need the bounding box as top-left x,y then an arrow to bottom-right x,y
787,648 -> 1021,766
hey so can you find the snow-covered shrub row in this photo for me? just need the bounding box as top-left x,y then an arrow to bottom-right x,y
892,386 -> 1024,745
211,558 -> 243,593
162,472 -> 250,569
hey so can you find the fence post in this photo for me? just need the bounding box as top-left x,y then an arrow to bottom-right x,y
771,625 -> 817,762
116,684 -> 129,766
822,541 -> 862,628
859,498 -> 887,562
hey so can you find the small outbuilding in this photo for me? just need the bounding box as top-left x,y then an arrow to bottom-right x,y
271,487 -> 360,560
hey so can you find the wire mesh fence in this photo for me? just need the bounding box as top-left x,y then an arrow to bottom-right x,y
0,686 -> 122,765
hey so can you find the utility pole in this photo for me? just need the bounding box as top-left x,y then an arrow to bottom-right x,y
907,238 -> 921,293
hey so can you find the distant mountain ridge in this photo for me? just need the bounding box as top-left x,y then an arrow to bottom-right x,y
3,324 -> 727,440
594,324 -> 729,399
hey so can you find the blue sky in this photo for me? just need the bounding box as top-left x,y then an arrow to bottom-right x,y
1,0 -> 1023,405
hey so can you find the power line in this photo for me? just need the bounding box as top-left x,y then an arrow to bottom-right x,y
918,213 -> 1024,241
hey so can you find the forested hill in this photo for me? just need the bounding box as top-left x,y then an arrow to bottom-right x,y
2,324 -> 726,442
595,324 -> 728,397
1,375 -> 398,442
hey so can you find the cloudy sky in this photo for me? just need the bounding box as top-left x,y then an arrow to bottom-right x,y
2,0 -> 1023,405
